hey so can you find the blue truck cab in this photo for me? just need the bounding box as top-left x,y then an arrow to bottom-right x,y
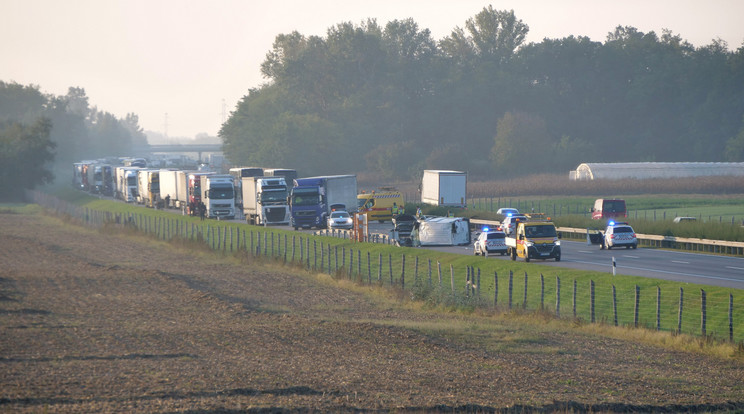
290,177 -> 326,230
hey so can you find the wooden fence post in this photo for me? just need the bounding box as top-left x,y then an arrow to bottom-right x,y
367,252 -> 371,284
523,272 -> 528,309
701,289 -> 707,337
730,294 -> 734,342
572,280 -> 577,318
378,253 -> 382,282
508,271 -> 513,310
612,285 -> 618,326
401,254 -> 406,289
678,287 -> 684,334
591,280 -> 595,323
656,287 -> 661,331
428,259 -> 432,286
634,285 -> 640,328
349,248 -> 354,277
494,272 -> 499,307
437,261 -> 442,286
556,276 -> 561,317
414,256 -> 419,283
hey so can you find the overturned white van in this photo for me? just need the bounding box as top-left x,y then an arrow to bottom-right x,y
413,216 -> 471,246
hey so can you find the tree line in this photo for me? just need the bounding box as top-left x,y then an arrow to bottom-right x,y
0,82 -> 147,199
219,6 -> 744,181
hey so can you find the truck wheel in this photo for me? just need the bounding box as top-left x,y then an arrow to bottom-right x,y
510,248 -> 516,261
524,253 -> 530,263
555,254 -> 561,262
293,226 -> 298,230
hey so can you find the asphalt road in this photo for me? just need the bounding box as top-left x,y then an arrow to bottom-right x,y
136,203 -> 744,290
358,221 -> 744,290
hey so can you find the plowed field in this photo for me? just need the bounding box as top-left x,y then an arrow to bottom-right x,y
1,210 -> 743,413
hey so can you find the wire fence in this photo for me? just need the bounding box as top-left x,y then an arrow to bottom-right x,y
27,190 -> 744,344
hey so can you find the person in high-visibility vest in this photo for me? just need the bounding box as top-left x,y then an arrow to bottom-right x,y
392,202 -> 399,217
416,207 -> 422,218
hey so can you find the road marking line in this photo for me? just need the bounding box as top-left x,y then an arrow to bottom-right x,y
568,260 -> 743,283
726,266 -> 744,271
672,260 -> 689,264
623,255 -> 639,259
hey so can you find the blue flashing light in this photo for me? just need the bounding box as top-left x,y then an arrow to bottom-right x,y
507,213 -> 513,217
482,226 -> 490,232
608,220 -> 616,226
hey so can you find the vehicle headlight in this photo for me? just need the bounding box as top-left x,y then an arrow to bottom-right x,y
555,240 -> 561,246
525,241 -> 534,247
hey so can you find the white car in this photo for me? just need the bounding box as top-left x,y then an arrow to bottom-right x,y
601,221 -> 637,249
501,215 -> 527,236
496,208 -> 520,216
473,228 -> 508,256
327,210 -> 353,230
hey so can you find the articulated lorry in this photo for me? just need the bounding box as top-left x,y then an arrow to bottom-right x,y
420,170 -> 467,207
115,166 -> 140,202
137,169 -> 160,208
159,169 -> 192,209
505,217 -> 562,262
242,176 -> 290,225
229,167 -> 264,211
290,175 -> 357,230
199,174 -> 236,219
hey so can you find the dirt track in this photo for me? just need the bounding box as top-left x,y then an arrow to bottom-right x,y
1,210 -> 743,413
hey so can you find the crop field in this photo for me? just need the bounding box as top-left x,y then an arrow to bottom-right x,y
2,198 -> 744,412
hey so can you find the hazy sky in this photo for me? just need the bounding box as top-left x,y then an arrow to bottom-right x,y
3,0 -> 743,140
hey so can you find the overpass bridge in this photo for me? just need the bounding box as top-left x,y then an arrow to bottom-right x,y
133,143 -> 223,161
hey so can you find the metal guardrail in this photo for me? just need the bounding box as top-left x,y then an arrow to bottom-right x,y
470,219 -> 744,256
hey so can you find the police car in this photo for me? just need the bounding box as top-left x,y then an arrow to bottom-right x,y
601,221 -> 638,250
473,227 -> 508,256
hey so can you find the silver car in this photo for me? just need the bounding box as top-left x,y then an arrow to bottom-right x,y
601,221 -> 638,249
327,210 -> 353,230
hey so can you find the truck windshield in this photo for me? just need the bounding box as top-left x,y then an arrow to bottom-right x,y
209,186 -> 234,199
292,191 -> 320,206
261,189 -> 288,204
526,225 -> 557,238
127,176 -> 137,186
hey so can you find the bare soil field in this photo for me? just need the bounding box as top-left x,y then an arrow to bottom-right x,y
1,210 -> 743,413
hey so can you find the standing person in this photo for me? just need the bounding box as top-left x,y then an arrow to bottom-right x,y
392,202 -> 399,218
199,201 -> 206,221
416,206 -> 422,218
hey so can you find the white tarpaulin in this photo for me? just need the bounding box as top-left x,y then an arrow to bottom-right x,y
414,216 -> 470,246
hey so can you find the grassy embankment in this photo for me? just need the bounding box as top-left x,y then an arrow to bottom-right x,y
29,188 -> 744,353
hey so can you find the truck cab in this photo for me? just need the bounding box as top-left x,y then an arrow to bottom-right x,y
243,176 -> 290,225
290,182 -> 324,229
505,218 -> 561,262
200,174 -> 235,219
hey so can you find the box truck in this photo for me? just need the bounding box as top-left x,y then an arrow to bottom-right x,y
420,170 -> 467,207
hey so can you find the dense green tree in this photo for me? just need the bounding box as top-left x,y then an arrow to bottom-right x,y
0,118 -> 55,199
222,8 -> 744,180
